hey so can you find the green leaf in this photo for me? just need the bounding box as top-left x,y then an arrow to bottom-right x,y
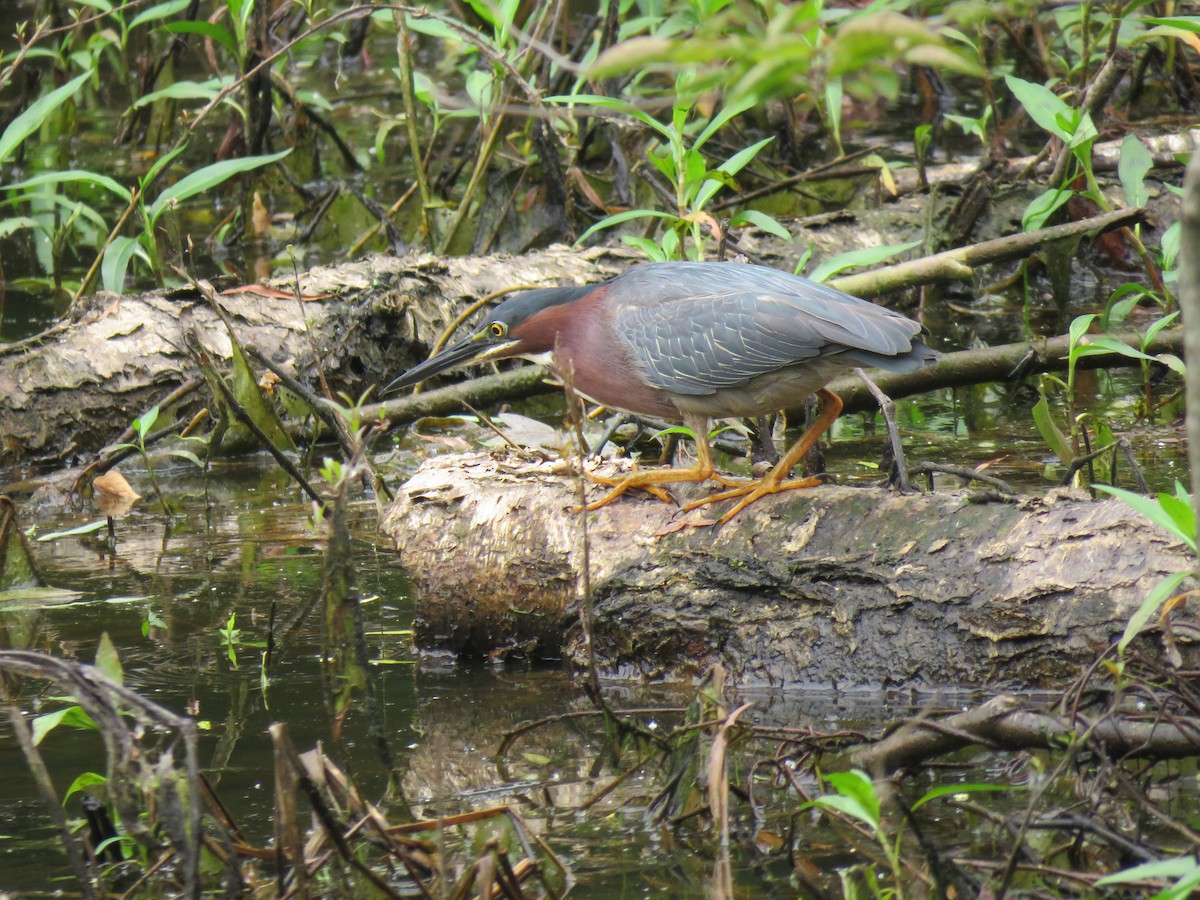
1118,134 -> 1153,208
1022,187 -> 1073,232
729,209 -> 792,241
1004,75 -> 1074,143
1096,855 -> 1200,885
650,426 -> 696,440
576,208 -> 678,245
101,236 -> 146,294
404,15 -> 459,41
131,77 -> 232,110
823,770 -> 880,826
1102,283 -> 1153,329
1156,353 -> 1186,376
1067,313 -> 1098,353
1115,571 -> 1190,653
1070,335 -> 1156,363
0,69 -> 94,164
694,136 -> 774,209
226,334 -> 297,453
0,216 -> 43,239
166,448 -> 206,468
809,240 -> 922,283
95,632 -> 124,685
147,148 -> 291,224
1161,221 -> 1181,271
1139,16 -> 1200,34
1032,392 -> 1072,464
3,170 -> 132,202
693,96 -> 754,151
1156,493 -> 1196,544
143,141 -> 191,188
1144,311 -> 1180,348
544,93 -> 672,140
1097,484 -> 1196,551
620,235 -> 667,261
133,405 -> 160,439
129,0 -> 193,29
911,782 -> 1020,811
810,792 -> 879,830
62,772 -> 108,804
164,21 -> 238,58
32,706 -> 98,745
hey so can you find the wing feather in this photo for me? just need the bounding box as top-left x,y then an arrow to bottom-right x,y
611,262 -> 924,396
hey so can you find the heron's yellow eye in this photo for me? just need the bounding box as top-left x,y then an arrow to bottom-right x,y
489,322 -> 507,338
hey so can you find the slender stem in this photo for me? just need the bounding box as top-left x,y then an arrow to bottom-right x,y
1178,140 -> 1200,562
393,11 -> 434,247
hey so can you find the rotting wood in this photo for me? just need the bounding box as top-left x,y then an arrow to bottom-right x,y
382,451 -> 1197,689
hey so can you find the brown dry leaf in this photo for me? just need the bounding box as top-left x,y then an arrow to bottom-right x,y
259,370 -> 281,396
93,469 -> 141,517
251,191 -> 271,235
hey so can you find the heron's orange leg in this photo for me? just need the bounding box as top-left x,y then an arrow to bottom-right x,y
584,425 -> 737,510
683,389 -> 844,525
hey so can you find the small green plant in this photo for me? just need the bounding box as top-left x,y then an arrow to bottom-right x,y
944,106 -> 993,153
1097,480 -> 1194,652
551,83 -> 788,260
111,406 -> 171,515
1031,313 -> 1182,483
218,612 -> 242,667
806,770 -> 906,896
806,770 -> 1017,899
1005,75 -> 1100,231
804,241 -> 923,283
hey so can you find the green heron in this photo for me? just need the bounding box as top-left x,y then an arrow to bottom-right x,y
387,261 -> 935,523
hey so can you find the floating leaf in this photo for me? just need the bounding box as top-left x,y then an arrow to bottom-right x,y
36,520 -> 109,541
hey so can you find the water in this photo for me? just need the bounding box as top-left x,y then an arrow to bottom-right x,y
0,456 -> 1033,894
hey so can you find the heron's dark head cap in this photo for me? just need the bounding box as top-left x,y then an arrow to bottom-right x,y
384,283 -> 596,392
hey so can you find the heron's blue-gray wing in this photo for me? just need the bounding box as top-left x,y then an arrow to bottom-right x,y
611,262 -> 925,397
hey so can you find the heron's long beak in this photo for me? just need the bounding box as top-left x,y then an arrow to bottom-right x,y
384,334 -> 519,393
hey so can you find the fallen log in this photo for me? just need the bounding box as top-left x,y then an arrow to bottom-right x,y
0,203 -> 1154,470
0,247 -> 629,469
382,452 -> 1196,688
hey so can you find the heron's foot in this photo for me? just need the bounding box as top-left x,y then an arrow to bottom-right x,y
584,467 -> 675,508
580,462 -> 734,511
682,475 -> 823,525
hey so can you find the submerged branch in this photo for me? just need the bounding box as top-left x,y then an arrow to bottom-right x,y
850,694 -> 1200,775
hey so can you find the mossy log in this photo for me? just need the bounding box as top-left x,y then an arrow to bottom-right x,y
382,452 -> 1195,688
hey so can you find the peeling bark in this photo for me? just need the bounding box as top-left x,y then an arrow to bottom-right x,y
383,452 -> 1195,688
